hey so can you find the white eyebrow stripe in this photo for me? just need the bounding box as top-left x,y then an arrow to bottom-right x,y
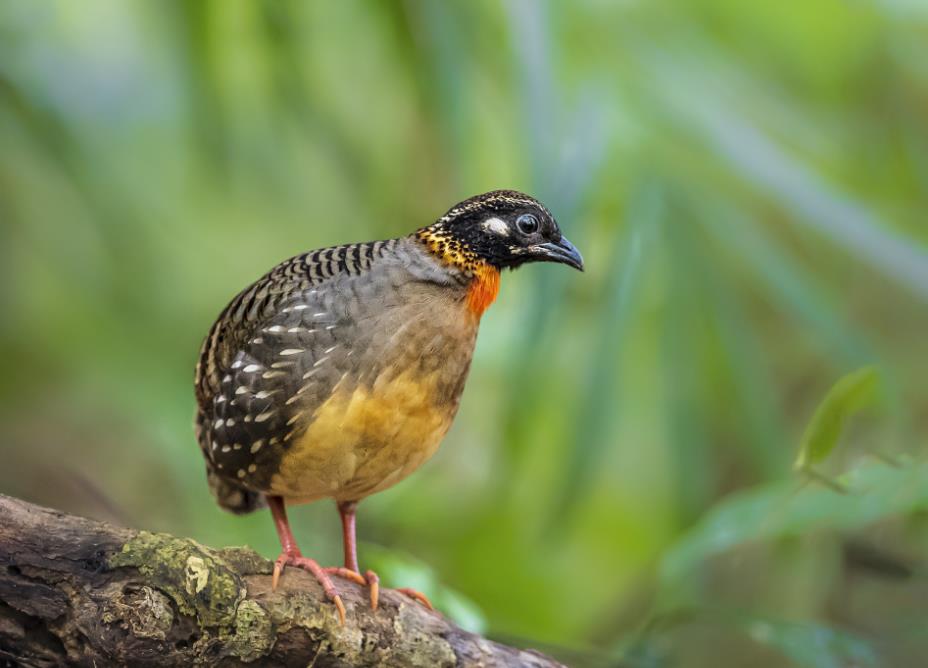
482,217 -> 509,236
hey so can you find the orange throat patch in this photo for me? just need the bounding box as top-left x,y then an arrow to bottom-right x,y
467,264 -> 500,317
416,228 -> 501,318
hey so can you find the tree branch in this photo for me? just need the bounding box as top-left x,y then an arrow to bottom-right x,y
0,495 -> 562,667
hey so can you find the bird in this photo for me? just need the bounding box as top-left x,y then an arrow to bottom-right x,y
193,190 -> 583,624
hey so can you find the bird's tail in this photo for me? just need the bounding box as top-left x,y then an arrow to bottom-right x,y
195,408 -> 265,515
204,464 -> 266,515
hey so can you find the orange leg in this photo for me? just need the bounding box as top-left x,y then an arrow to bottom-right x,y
326,500 -> 433,612
268,495 -> 364,625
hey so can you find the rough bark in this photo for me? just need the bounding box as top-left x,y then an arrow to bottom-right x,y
0,495 -> 562,667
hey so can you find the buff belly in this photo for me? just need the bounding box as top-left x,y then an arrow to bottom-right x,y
269,369 -> 456,503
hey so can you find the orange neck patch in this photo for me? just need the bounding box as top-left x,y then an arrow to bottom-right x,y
467,264 -> 501,317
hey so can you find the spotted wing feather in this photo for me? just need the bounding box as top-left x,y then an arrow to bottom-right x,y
194,240 -> 395,512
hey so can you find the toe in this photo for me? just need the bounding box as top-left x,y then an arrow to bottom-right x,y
396,587 -> 433,610
324,566 -> 367,586
274,555 -> 348,624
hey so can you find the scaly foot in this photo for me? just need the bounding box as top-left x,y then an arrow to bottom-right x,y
272,551 -> 347,625
324,566 -> 379,609
324,567 -> 432,612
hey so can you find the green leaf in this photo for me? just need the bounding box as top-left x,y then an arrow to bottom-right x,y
794,366 -> 881,471
659,457 -> 928,589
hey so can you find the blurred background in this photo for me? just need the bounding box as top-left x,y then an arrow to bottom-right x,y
2,1 -> 927,666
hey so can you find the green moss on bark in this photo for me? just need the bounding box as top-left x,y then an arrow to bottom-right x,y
108,531 -> 246,629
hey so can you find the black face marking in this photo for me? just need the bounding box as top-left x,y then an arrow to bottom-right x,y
420,190 -> 582,271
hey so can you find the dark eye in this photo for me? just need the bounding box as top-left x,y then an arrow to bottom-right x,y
516,213 -> 539,235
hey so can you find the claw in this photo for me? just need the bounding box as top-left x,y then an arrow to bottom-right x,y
272,559 -> 283,591
365,570 -> 380,611
333,594 -> 346,626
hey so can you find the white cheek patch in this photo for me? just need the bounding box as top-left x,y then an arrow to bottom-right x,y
482,217 -> 510,236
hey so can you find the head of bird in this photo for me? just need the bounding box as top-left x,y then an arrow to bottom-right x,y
418,190 -> 584,273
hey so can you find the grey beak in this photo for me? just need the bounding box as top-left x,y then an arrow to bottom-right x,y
534,236 -> 584,271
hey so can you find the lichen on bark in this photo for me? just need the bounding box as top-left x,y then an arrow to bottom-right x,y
109,531 -> 247,629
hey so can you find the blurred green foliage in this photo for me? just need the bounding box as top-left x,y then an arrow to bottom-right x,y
1,1 -> 927,665
793,366 -> 880,476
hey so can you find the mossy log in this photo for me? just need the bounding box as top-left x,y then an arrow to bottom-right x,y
0,495 -> 562,667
